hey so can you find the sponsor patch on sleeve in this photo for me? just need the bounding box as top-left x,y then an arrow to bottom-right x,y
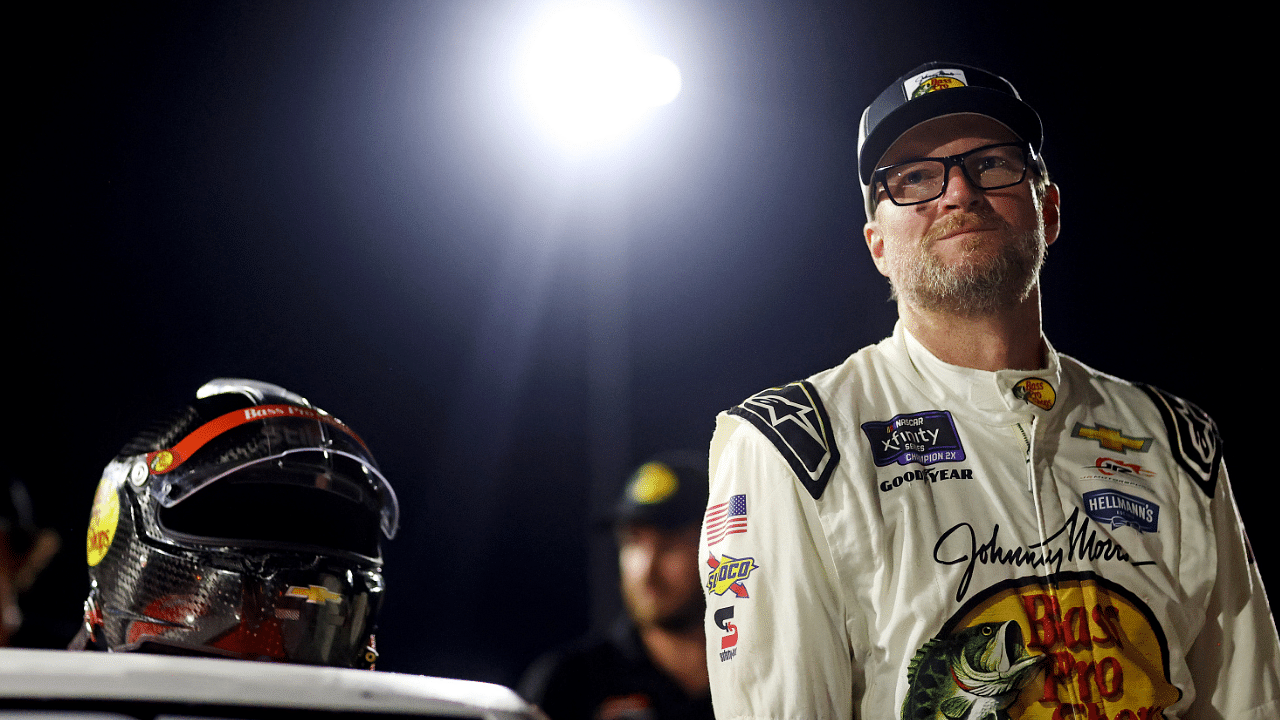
713,606 -> 738,661
860,410 -> 966,467
706,554 -> 758,598
1138,384 -> 1221,498
728,382 -> 839,500
705,494 -> 748,546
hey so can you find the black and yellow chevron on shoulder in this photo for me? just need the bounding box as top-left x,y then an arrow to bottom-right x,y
728,381 -> 839,500
1138,383 -> 1221,498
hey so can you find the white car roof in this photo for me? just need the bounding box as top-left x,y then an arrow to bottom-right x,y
0,649 -> 545,720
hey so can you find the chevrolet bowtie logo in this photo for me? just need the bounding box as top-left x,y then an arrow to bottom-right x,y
286,585 -> 343,605
1071,423 -> 1153,454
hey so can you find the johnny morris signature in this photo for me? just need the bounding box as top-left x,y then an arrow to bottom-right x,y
934,507 -> 1155,602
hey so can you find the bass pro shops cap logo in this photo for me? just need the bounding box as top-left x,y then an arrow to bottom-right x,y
905,68 -> 968,99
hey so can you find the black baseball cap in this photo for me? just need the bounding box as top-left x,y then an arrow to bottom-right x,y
858,62 -> 1043,216
609,451 -> 708,530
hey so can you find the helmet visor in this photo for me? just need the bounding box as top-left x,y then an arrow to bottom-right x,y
142,405 -> 399,540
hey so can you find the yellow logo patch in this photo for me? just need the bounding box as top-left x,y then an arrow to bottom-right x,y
287,585 -> 343,605
1072,423 -> 1153,454
148,450 -> 175,473
628,462 -> 679,505
1014,377 -> 1057,411
706,554 -> 758,598
86,475 -> 120,567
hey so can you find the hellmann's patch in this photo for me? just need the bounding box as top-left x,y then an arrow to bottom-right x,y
1083,489 -> 1159,534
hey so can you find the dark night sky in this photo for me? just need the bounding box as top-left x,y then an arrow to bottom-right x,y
12,0 -> 1258,688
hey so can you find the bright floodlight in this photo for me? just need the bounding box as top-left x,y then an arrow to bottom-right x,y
515,2 -> 682,152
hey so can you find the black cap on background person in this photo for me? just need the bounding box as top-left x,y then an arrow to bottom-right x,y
609,451 -> 709,531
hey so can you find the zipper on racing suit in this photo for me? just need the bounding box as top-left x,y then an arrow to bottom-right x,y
1016,413 -> 1082,703
1015,418 -> 1035,493
1016,414 -> 1053,550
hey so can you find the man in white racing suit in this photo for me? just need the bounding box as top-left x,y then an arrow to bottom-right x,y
701,61 -> 1280,720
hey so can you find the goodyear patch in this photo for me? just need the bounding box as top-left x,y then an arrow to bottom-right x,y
729,382 -> 838,500
706,554 -> 758,598
861,410 -> 966,467
1083,489 -> 1159,533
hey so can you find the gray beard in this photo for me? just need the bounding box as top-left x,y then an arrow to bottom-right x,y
890,215 -> 1046,316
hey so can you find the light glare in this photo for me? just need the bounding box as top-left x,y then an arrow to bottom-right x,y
515,2 -> 681,152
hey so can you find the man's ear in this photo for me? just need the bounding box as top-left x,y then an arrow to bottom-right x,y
1042,183 -> 1061,246
864,221 -> 890,277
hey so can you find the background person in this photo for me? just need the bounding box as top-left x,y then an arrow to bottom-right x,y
1,478 -> 60,647
521,451 -> 713,720
701,61 -> 1279,719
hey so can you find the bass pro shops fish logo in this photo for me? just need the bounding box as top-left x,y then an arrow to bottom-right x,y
910,573 -> 1180,719
903,621 -> 1043,720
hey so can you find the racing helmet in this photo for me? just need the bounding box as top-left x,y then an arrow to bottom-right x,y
75,378 -> 399,668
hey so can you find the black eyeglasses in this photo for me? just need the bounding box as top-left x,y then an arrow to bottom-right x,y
873,142 -> 1034,207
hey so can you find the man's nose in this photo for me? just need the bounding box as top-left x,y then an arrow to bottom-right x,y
939,163 -> 983,207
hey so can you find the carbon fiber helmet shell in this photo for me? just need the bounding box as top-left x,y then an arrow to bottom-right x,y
79,379 -> 397,668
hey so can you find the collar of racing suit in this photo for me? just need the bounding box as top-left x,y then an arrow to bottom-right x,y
894,322 -> 1064,422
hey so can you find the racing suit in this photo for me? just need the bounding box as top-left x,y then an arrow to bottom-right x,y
701,323 -> 1279,720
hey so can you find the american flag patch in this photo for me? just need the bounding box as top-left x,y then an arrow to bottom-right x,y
705,494 -> 748,545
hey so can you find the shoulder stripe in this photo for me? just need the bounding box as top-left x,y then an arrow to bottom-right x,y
728,381 -> 839,500
1138,383 -> 1221,498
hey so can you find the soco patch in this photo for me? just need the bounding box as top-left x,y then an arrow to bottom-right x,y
706,554 -> 758,598
861,410 -> 966,467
